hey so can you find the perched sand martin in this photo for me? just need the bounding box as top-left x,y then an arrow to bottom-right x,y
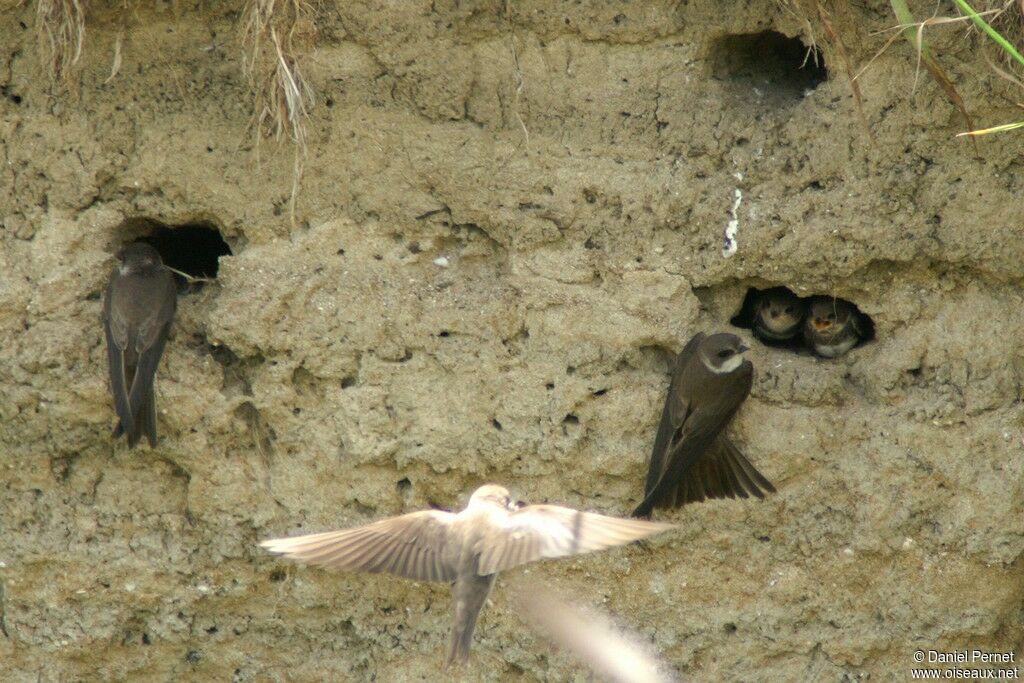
753,288 -> 805,344
260,484 -> 673,667
633,332 -> 775,518
803,296 -> 862,358
102,242 -> 177,448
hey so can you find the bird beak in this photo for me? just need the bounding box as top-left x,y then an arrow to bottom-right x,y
738,344 -> 749,354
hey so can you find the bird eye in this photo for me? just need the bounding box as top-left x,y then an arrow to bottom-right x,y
784,305 -> 794,314
717,349 -> 733,359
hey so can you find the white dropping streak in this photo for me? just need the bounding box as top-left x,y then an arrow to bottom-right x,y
722,172 -> 744,258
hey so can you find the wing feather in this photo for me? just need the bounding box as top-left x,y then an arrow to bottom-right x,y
641,333 -> 704,498
103,280 -> 135,442
260,510 -> 458,583
712,451 -> 737,499
126,319 -> 171,437
104,317 -> 134,441
720,437 -> 776,497
477,506 -> 673,575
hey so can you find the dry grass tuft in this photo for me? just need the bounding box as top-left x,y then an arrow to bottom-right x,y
241,0 -> 317,224
241,0 -> 316,146
875,0 -> 1024,139
35,0 -> 86,82
976,1 -> 1024,62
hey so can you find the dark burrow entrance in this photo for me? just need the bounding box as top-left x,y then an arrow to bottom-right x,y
708,31 -> 828,102
731,286 -> 874,358
116,218 -> 233,287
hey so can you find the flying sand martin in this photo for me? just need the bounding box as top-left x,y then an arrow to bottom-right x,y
633,332 -> 775,518
752,288 -> 805,344
803,296 -> 862,358
102,242 -> 177,448
260,484 -> 674,667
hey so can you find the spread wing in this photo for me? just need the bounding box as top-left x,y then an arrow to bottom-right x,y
641,333 -> 704,498
260,510 -> 459,583
477,505 -> 673,575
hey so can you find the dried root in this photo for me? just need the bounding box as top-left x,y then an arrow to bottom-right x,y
241,0 -> 316,146
36,0 -> 86,83
241,0 -> 317,224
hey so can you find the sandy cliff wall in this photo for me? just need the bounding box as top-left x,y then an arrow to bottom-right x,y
1,1 -> 1023,680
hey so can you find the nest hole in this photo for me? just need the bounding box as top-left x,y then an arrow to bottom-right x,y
117,218 -> 233,283
731,286 -> 874,358
708,31 -> 828,102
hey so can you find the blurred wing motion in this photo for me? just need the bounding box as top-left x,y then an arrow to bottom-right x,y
509,577 -> 676,683
478,505 -> 674,575
260,510 -> 458,582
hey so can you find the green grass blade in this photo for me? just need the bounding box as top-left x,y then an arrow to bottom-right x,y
890,0 -> 931,60
957,120 -> 1024,137
950,0 -> 1024,68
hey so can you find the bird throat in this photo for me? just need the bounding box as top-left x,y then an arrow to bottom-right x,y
702,353 -> 743,374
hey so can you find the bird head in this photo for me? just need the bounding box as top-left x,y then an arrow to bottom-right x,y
808,299 -> 851,335
699,333 -> 749,374
469,484 -> 518,511
758,291 -> 802,330
118,242 -> 163,274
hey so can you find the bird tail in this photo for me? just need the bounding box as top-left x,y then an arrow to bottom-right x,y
115,377 -> 156,449
124,391 -> 145,449
632,437 -> 775,517
445,573 -> 495,668
139,381 -> 157,448
717,437 -> 775,498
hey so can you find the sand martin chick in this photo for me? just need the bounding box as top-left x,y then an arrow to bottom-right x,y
260,484 -> 674,667
803,296 -> 862,358
633,332 -> 775,518
753,288 -> 805,344
102,242 -> 177,448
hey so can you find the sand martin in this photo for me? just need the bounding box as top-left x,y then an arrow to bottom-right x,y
102,242 -> 177,448
803,296 -> 862,358
633,332 -> 775,518
260,484 -> 674,666
752,288 -> 805,344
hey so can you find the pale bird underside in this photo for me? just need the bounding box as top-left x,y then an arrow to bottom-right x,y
260,485 -> 674,666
